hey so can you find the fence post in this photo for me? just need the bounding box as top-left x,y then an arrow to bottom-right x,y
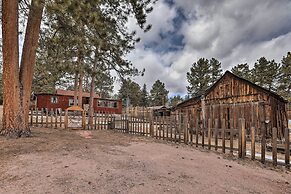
241,118 -> 246,158
196,118 -> 199,147
230,118 -> 234,154
222,118 -> 226,153
35,108 -> 39,127
64,110 -> 68,129
45,108 -> 48,128
41,108 -> 44,127
215,119 -> 218,151
54,109 -> 58,129
272,127 -> 277,166
30,108 -> 33,126
238,119 -> 242,158
285,127 -> 290,169
261,121 -> 267,164
59,109 -> 62,128
50,108 -> 53,128
208,118 -> 211,150
251,126 -> 256,160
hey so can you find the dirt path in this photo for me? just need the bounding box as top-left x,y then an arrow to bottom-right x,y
0,128 -> 290,194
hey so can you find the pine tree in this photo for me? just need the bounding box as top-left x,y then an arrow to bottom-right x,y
140,84 -> 149,107
252,57 -> 280,91
150,80 -> 169,106
231,63 -> 252,81
186,58 -> 211,96
277,52 -> 291,101
169,95 -> 183,107
209,58 -> 222,85
118,79 -> 142,107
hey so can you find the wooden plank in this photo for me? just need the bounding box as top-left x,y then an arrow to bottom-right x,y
208,118 -> 211,150
184,115 -> 188,144
59,109 -> 62,128
196,118 -> 199,147
41,108 -> 44,127
241,118 -> 246,158
285,127 -> 290,169
261,121 -> 266,164
45,109 -> 48,128
36,108 -> 39,127
30,108 -> 33,126
222,118 -> 226,153
272,127 -> 277,166
201,120 -> 204,148
251,126 -> 255,160
230,118 -> 234,154
178,114 -> 181,143
238,119 -> 242,158
215,119 -> 218,151
50,109 -> 53,128
54,109 -> 58,129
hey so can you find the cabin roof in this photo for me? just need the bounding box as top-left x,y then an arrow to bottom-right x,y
204,71 -> 287,103
35,89 -> 99,98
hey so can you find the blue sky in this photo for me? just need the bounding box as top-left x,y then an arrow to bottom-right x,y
123,0 -> 291,97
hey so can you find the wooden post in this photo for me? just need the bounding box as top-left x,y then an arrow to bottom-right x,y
230,118 -> 234,154
35,108 -> 39,127
45,108 -> 48,128
178,115 -> 181,143
238,119 -> 242,158
222,118 -> 226,153
184,115 -> 188,144
285,128 -> 290,169
196,118 -> 199,147
54,109 -> 58,129
64,110 -> 68,129
29,108 -> 32,126
208,119 -> 211,150
272,127 -> 277,166
215,119 -> 218,151
41,108 -> 44,127
94,112 -> 97,130
201,120 -> 204,148
82,111 -> 86,130
251,126 -> 256,160
261,122 -> 267,164
59,109 -> 62,128
241,118 -> 246,158
50,109 -> 53,128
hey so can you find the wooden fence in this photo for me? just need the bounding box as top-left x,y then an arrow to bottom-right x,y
29,108 -> 290,169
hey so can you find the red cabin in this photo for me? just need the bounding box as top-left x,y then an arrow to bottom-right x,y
35,89 -> 122,114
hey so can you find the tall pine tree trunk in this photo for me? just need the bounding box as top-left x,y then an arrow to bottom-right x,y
20,0 -> 44,130
73,71 -> 79,106
78,71 -> 83,108
88,75 -> 95,129
1,0 -> 25,137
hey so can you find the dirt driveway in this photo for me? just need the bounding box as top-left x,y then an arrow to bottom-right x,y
0,128 -> 290,194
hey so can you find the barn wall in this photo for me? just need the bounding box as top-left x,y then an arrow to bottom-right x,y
176,73 -> 287,139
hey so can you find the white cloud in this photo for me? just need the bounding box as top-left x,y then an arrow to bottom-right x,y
120,0 -> 291,96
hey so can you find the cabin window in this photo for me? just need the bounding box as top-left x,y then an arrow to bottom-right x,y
51,96 -> 58,104
68,99 -> 74,106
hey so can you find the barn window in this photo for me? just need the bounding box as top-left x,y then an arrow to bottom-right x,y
51,96 -> 58,104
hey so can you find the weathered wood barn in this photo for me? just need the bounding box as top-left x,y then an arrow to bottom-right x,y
34,89 -> 122,114
175,71 -> 288,139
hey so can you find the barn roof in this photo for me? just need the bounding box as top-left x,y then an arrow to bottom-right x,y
204,71 -> 287,103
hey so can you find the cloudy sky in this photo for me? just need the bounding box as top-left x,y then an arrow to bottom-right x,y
121,0 -> 291,97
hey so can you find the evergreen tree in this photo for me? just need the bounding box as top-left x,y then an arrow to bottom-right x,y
186,58 -> 211,96
150,80 -> 169,106
118,79 -> 142,107
277,52 -> 291,101
169,95 -> 183,107
231,63 -> 252,81
252,57 -> 280,91
209,58 -> 222,84
140,84 -> 149,107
